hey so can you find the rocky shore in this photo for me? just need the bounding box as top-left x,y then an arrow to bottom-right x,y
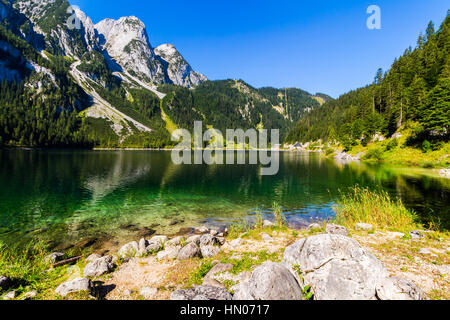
2,222 -> 447,300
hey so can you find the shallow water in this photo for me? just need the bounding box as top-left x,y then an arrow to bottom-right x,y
0,150 -> 448,251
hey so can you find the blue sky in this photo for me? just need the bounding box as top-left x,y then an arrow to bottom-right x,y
70,0 -> 448,98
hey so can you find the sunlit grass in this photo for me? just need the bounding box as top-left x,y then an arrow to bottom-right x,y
334,186 -> 420,232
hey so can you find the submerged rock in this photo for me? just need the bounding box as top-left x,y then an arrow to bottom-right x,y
171,286 -> 232,300
55,278 -> 92,297
283,234 -> 390,300
233,262 -> 303,300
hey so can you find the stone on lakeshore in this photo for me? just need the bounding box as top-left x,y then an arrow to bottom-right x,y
146,242 -> 163,253
157,245 -> 181,261
200,245 -> 220,258
186,235 -> 201,245
46,252 -> 65,264
229,238 -> 244,247
419,248 -> 433,255
204,263 -> 234,282
200,234 -> 218,246
3,291 -> 16,300
409,230 -> 424,240
261,233 -> 272,241
263,220 -> 274,228
177,242 -> 201,260
194,226 -> 210,234
283,234 -> 390,300
376,277 -> 423,300
355,223 -> 374,231
138,238 -> 149,256
149,235 -> 168,245
233,262 -> 303,301
203,278 -> 226,288
85,253 -> 102,263
307,223 -> 322,231
118,241 -> 139,258
210,229 -> 219,236
140,287 -> 157,300
166,236 -> 185,247
325,223 -> 349,236
21,290 -> 37,300
55,278 -> 92,297
83,255 -> 115,278
0,275 -> 11,290
216,237 -> 226,246
170,286 -> 232,301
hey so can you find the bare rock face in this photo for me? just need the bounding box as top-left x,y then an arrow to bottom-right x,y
376,277 -> 423,300
154,44 -> 207,87
283,234 -> 391,300
171,286 -> 232,301
83,255 -> 115,278
233,262 -> 303,300
177,242 -> 201,260
55,278 -> 92,297
95,16 -> 166,83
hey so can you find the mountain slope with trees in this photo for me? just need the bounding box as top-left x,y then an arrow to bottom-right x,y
286,12 -> 449,155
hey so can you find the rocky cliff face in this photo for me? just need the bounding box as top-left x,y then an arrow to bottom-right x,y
95,16 -> 167,84
155,44 -> 207,88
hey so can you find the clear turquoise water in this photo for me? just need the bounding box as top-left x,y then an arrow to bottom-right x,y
0,150 -> 448,251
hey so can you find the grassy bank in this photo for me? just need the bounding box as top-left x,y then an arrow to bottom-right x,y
334,187 -> 420,232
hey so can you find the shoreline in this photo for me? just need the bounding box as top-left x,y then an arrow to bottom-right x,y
1,222 -> 448,300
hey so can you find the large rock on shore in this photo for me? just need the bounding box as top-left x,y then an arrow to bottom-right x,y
177,243 -> 201,260
283,234 -> 388,300
325,224 -> 349,236
233,262 -> 303,300
118,241 -> 139,258
83,255 -> 115,278
171,286 -> 232,300
55,278 -> 92,297
200,245 -> 220,258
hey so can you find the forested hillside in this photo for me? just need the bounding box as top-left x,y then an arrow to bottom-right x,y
159,80 -> 322,141
286,12 -> 449,151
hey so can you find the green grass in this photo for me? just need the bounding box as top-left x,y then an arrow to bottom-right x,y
334,186 -> 420,232
0,241 -> 90,300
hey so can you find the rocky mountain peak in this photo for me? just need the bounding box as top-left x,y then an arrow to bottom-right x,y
154,44 -> 207,87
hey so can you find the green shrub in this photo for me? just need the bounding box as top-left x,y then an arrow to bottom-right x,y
363,147 -> 384,162
386,139 -> 398,151
422,140 -> 431,153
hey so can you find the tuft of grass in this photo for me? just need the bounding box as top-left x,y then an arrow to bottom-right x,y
273,202 -> 287,228
334,186 -> 419,232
